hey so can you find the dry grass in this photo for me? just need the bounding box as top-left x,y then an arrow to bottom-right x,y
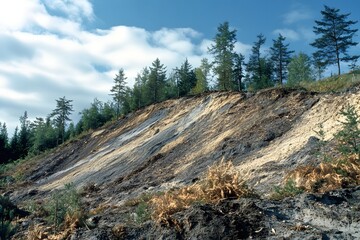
286,155 -> 360,193
150,160 -> 253,225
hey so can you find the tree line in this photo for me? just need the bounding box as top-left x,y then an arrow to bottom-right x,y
0,5 -> 359,164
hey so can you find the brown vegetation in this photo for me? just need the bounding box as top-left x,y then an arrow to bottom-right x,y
150,160 -> 253,225
286,155 -> 360,193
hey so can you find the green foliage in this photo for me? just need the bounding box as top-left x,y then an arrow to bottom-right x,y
134,202 -> 151,224
335,104 -> 360,160
192,58 -> 211,94
273,179 -> 304,200
110,69 -> 128,118
0,196 -> 19,239
175,59 -> 196,97
270,34 -> 294,85
300,71 -> 360,92
51,96 -> 74,144
45,183 -> 83,231
233,53 -> 245,91
146,58 -> 167,104
313,123 -> 332,162
247,34 -> 274,91
311,5 -> 359,75
287,52 -> 314,86
209,22 -> 237,91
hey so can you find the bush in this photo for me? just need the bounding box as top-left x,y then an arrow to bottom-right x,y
272,179 -> 304,200
335,104 -> 360,160
45,183 -> 84,232
0,196 -> 25,239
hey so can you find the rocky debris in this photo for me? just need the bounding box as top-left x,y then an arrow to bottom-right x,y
61,187 -> 360,239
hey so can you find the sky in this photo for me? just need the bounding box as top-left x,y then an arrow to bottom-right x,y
0,0 -> 360,136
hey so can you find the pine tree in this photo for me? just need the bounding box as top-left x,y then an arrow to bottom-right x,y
311,5 -> 359,75
335,104 -> 360,160
0,122 -> 9,163
176,59 -> 196,96
287,52 -> 314,86
233,53 -> 245,91
51,97 -> 74,144
10,127 -> 19,161
18,111 -> 31,159
312,52 -> 327,80
110,68 -> 127,118
208,22 -> 237,90
147,58 -> 166,104
270,34 -> 294,85
247,34 -> 273,90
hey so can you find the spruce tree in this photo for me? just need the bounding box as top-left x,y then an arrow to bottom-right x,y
110,68 -> 127,118
270,34 -> 294,85
233,53 -> 245,91
311,5 -> 359,75
51,97 -> 74,144
18,111 -> 31,159
208,21 -> 237,90
176,59 -> 196,97
147,58 -> 166,104
247,34 -> 273,90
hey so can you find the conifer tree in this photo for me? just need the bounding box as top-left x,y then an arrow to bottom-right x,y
0,122 -> 9,163
233,53 -> 246,91
311,5 -> 359,75
147,58 -> 166,104
18,111 -> 31,159
209,22 -> 237,90
176,59 -> 196,97
110,68 -> 127,118
247,34 -> 273,90
51,97 -> 73,144
270,34 -> 294,85
192,58 -> 212,94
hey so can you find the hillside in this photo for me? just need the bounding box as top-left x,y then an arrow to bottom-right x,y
3,87 -> 360,239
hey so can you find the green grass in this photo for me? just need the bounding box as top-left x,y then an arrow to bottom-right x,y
299,71 -> 360,93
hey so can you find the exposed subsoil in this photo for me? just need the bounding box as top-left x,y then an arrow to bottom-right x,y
5,88 -> 360,239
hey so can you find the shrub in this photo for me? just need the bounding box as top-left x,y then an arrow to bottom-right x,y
272,179 -> 304,200
335,104 -> 360,160
45,183 -> 84,232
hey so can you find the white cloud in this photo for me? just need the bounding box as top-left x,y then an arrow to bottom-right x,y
283,9 -> 311,25
0,0 -> 216,136
273,29 -> 300,41
43,0 -> 93,22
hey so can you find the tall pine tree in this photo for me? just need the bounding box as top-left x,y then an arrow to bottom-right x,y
311,5 -> 359,75
247,34 -> 273,90
51,97 -> 74,144
208,22 -> 237,90
270,34 -> 294,85
147,58 -> 166,104
233,53 -> 246,91
110,68 -> 127,118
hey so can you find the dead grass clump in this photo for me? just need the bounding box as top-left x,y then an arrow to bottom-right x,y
286,155 -> 360,193
150,160 -> 253,225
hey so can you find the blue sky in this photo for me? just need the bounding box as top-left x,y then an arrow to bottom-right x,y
0,0 -> 360,136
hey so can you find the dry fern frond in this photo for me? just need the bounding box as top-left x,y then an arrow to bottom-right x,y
150,159 -> 252,225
